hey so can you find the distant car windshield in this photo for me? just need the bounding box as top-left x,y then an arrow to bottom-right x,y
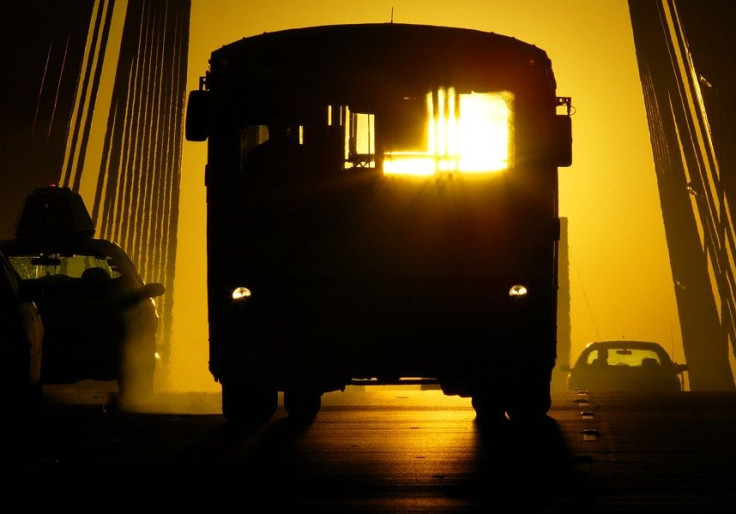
8,254 -> 122,280
585,347 -> 663,367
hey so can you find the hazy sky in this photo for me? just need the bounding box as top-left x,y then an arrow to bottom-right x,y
170,0 -> 681,391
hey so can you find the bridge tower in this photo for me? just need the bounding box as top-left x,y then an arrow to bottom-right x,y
628,0 -> 736,389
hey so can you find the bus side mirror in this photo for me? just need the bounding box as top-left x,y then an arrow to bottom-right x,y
551,114 -> 572,167
186,90 -> 210,142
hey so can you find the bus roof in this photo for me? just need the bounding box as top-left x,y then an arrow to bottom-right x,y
207,23 -> 555,96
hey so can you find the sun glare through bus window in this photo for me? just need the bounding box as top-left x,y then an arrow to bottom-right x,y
384,88 -> 513,177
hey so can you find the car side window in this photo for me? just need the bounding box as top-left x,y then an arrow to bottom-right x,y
586,350 -> 608,366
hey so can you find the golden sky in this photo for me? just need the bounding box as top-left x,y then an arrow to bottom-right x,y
170,0 -> 682,391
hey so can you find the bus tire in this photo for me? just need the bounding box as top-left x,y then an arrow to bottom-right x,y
505,380 -> 552,425
221,379 -> 278,426
284,389 -> 322,422
471,392 -> 507,426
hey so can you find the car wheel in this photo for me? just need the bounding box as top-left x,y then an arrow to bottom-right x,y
284,389 -> 322,422
27,382 -> 43,415
221,379 -> 278,427
118,356 -> 155,407
118,332 -> 156,407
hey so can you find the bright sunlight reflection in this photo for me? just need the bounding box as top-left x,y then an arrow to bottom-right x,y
384,88 -> 513,177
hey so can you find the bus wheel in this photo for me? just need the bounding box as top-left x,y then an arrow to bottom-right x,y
221,380 -> 278,426
505,381 -> 551,425
284,389 -> 322,422
471,392 -> 507,426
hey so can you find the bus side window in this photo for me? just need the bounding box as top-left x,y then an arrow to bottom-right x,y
243,120 -> 304,183
302,123 -> 344,177
345,111 -> 375,169
240,125 -> 270,171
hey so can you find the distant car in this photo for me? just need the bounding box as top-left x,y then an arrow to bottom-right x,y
0,250 -> 44,417
0,186 -> 164,404
567,340 -> 687,392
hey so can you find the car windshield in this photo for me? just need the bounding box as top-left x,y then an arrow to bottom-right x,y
8,254 -> 122,280
585,347 -> 663,367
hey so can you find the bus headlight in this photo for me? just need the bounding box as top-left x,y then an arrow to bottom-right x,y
508,284 -> 528,297
231,286 -> 252,302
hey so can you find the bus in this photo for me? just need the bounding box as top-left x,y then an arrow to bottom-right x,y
185,23 -> 572,425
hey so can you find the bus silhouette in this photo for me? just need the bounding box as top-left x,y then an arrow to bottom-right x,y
186,23 -> 572,425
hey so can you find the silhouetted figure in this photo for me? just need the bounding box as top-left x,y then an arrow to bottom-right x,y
80,266 -> 111,290
591,348 -> 609,367
244,119 -> 302,185
641,357 -> 659,368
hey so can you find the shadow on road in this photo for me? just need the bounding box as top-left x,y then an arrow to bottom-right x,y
464,415 -> 591,512
1,388 -> 591,513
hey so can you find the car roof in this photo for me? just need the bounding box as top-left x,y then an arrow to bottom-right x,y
14,185 -> 95,239
582,340 -> 671,355
586,340 -> 665,347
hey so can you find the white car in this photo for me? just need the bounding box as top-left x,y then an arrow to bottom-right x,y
0,186 -> 164,404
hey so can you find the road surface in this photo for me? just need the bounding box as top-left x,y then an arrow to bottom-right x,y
3,383 -> 736,513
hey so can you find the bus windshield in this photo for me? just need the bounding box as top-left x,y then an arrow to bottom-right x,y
239,87 -> 514,180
